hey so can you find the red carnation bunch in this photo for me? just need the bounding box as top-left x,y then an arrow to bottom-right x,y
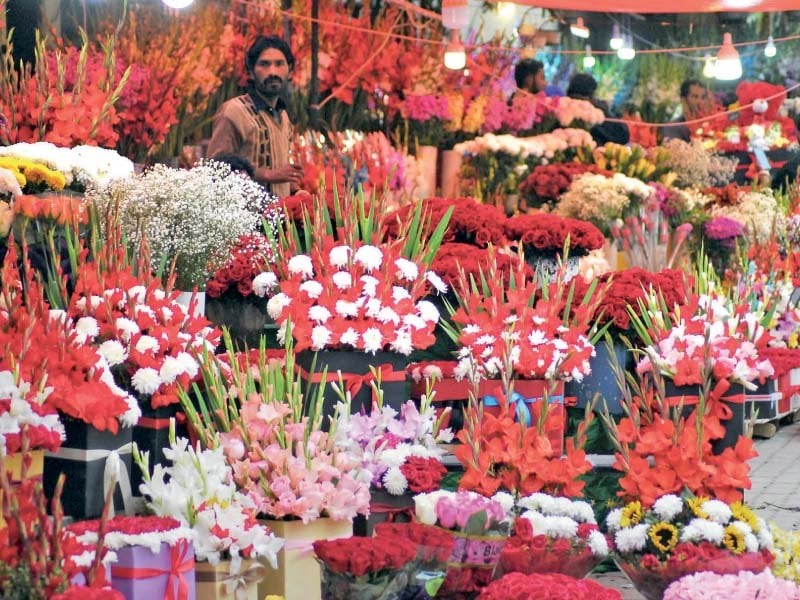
399,456 -> 448,493
313,535 -> 417,577
520,163 -> 608,209
384,197 -> 506,248
504,213 -> 605,257
206,233 -> 275,298
478,572 -> 622,600
431,243 -> 530,288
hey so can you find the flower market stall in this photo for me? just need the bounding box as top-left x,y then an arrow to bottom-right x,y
6,1 -> 800,599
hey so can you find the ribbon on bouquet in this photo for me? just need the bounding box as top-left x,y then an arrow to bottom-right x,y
44,442 -> 136,517
665,378 -> 745,410
111,539 -> 195,600
296,363 -> 406,401
483,390 -> 564,428
196,561 -> 267,600
371,501 -> 415,523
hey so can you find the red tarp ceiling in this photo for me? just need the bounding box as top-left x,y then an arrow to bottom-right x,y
507,0 -> 800,12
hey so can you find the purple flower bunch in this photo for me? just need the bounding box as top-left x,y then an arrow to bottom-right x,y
704,216 -> 745,241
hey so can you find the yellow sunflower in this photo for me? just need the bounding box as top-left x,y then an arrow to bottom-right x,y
687,496 -> 710,519
620,501 -> 644,528
648,522 -> 679,553
723,524 -> 746,555
730,501 -> 759,532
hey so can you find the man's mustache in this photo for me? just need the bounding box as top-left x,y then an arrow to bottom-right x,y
264,77 -> 283,85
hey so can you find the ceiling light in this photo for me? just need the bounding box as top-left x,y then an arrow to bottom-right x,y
617,36 -> 635,60
702,55 -> 716,78
764,35 -> 777,58
444,33 -> 466,70
583,44 -> 596,69
162,0 -> 194,7
609,23 -> 623,50
715,32 -> 742,81
570,17 -> 590,39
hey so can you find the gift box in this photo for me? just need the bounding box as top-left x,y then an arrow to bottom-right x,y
295,350 -> 409,427
43,418 -> 134,519
353,489 -> 414,537
131,404 -> 187,495
258,517 -> 352,600
195,559 -> 264,600
111,539 -> 196,600
743,378 -> 782,422
0,450 -> 44,528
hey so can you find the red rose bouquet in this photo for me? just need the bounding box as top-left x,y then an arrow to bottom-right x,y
478,572 -> 622,600
519,162 -> 607,209
206,233 -> 276,299
504,213 -> 605,258
400,456 -> 448,493
430,243 -> 529,289
313,534 -> 418,600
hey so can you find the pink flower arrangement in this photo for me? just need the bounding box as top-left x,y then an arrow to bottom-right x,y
402,94 -> 451,122
663,569 -> 800,599
554,97 -> 606,128
413,490 -> 511,533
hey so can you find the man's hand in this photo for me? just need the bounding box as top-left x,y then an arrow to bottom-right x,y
255,164 -> 304,185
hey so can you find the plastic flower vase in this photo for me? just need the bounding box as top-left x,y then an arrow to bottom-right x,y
319,563 -> 410,600
438,527 -> 509,597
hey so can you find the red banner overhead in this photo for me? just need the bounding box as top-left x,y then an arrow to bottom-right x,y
508,0 -> 800,12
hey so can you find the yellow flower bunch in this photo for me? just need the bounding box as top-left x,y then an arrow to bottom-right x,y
620,501 -> 644,528
589,142 -> 676,185
444,93 -> 464,132
730,501 -> 760,532
770,524 -> 800,583
0,157 -> 67,191
686,496 -> 710,519
462,95 -> 487,134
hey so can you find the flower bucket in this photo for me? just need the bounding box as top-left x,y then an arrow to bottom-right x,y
295,350 -> 409,428
195,559 -> 265,600
523,249 -> 580,283
565,338 -> 630,415
439,529 -> 508,597
353,489 -> 415,538
498,540 -> 602,579
416,145 -> 438,199
205,293 -> 276,350
111,539 -> 197,599
0,450 -> 44,528
131,403 -> 187,496
440,150 -> 462,198
258,517 -> 352,600
43,418 -> 134,519
319,564 -> 409,600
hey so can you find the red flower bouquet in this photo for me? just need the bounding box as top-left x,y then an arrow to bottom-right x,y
51,587 -> 123,600
430,243 -> 529,288
504,213 -> 605,258
399,456 -> 448,493
478,572 -> 622,600
384,197 -> 506,249
520,163 -> 608,209
206,233 -> 276,299
313,534 -> 418,600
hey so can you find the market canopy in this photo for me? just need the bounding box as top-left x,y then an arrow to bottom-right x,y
505,0 -> 800,12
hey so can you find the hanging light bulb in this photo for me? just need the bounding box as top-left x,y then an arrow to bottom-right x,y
715,32 -> 742,80
442,0 -> 469,30
444,32 -> 466,70
702,55 -> 716,78
764,35 -> 777,58
162,0 -> 194,7
570,17 -> 590,39
617,36 -> 635,60
609,23 -> 624,50
583,44 -> 596,69
497,1 -> 516,21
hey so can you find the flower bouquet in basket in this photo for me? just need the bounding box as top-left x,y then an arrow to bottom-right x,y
313,533 -> 418,600
133,425 -> 284,598
607,493 -> 774,600
413,490 -> 512,596
478,572 -> 622,600
498,493 -> 609,578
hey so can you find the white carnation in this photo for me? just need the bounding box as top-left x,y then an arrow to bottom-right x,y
491,491 -> 515,515
390,331 -> 414,356
416,300 -> 440,323
329,245 -> 352,267
340,327 -> 359,347
332,271 -> 352,290
360,275 -> 379,297
300,280 -> 324,299
252,272 -> 278,297
75,317 -> 99,342
425,271 -> 448,294
266,293 -> 291,320
382,467 -> 408,495
392,286 -> 412,303
175,352 -> 199,379
652,494 -> 684,522
127,285 -> 147,303
354,245 -> 383,271
362,327 -> 383,354
131,367 -> 162,395
335,300 -> 359,318
287,254 -> 313,278
394,258 -> 419,281
135,335 -> 160,353
115,317 -> 140,341
614,524 -> 649,553
97,340 -> 128,367
311,325 -> 332,350
377,307 -> 400,325
308,305 -> 332,323
606,508 -> 623,532
159,356 -> 186,384
588,530 -> 609,557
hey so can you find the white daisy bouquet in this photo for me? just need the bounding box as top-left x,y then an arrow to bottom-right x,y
133,428 -> 284,570
499,493 -> 609,579
607,494 -> 774,600
254,235 -> 446,355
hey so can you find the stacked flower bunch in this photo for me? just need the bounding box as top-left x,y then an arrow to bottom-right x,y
504,213 -> 605,261
500,92 -> 559,137
0,156 -> 67,193
206,233 -> 277,300
554,171 -> 654,235
519,162 -> 608,210
134,432 -> 284,577
664,569 -> 800,600
313,532 -> 418,600
401,93 -> 452,147
607,494 -> 774,600
414,490 -> 512,595
257,235 -> 444,355
499,493 -> 609,578
587,143 -> 676,185
554,97 -> 606,129
334,396 -> 452,497
0,142 -> 134,191
479,572 -> 622,600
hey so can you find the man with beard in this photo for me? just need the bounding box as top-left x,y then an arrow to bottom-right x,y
207,35 -> 303,198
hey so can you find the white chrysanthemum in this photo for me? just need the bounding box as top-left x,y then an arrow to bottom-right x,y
152,289 -> 166,300
340,328 -> 359,347
115,317 -> 140,342
308,305 -> 332,324
252,272 -> 278,297
394,258 -> 419,281
354,245 -> 383,271
97,340 -> 128,367
391,286 -> 412,303
491,492 -> 515,515
652,494 -> 684,522
701,499 -> 733,524
329,245 -> 352,267
287,254 -> 314,279
159,356 -> 186,384
403,314 -> 427,330
135,335 -> 160,353
377,307 -> 400,325
74,317 -> 99,342
360,275 -> 379,297
332,271 -> 352,290
176,352 -> 199,379
588,530 -> 609,556
266,293 -> 291,320
522,511 -> 578,539
570,500 -> 597,524
127,285 -> 147,303
425,271 -> 448,294
381,446 -> 412,468
362,327 -> 383,354
614,524 -> 649,553
390,331 -> 413,356
335,300 -> 359,318
382,467 -> 408,495
416,300 -> 440,323
755,519 -> 772,550
131,367 -> 161,395
606,508 -> 623,532
300,280 -> 324,299
311,325 -> 332,350
680,518 -> 725,544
